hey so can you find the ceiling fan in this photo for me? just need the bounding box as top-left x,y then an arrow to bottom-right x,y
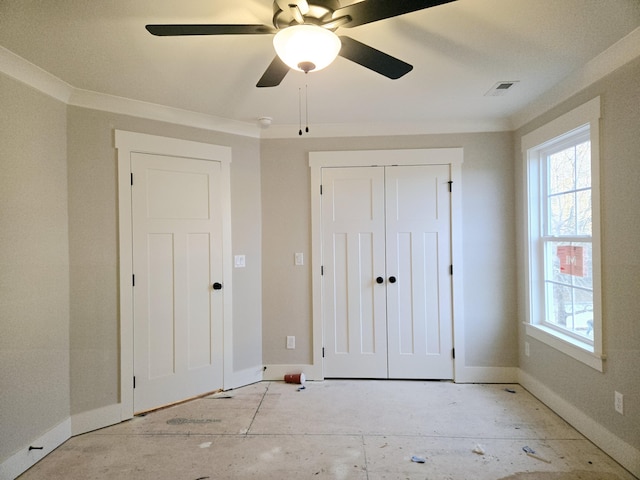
146,0 -> 456,87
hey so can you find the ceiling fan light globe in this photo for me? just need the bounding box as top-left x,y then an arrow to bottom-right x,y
273,25 -> 341,73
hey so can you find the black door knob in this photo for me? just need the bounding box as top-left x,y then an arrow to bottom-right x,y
376,277 -> 384,284
212,282 -> 223,290
388,276 -> 397,284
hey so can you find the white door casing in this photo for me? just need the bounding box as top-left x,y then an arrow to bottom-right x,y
309,149 -> 464,381
131,153 -> 224,413
116,131 -> 232,420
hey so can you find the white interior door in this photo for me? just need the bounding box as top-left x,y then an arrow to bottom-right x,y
131,152 -> 224,413
385,165 -> 453,379
321,167 -> 388,378
321,165 -> 453,379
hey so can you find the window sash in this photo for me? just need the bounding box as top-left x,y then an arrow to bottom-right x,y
536,127 -> 594,344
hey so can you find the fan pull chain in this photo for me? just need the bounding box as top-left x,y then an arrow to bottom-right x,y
298,83 -> 311,136
298,87 -> 302,136
305,84 -> 309,133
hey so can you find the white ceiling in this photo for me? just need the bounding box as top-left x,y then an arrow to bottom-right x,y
1,0 -> 640,137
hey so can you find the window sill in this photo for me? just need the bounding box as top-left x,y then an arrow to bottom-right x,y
525,323 -> 604,372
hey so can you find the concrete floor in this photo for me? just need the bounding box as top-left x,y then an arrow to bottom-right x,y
18,381 -> 636,479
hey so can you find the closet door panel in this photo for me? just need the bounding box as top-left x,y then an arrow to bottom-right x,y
385,165 -> 453,379
321,167 -> 388,378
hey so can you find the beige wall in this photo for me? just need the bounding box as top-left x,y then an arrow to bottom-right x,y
515,57 -> 640,451
261,132 -> 518,368
66,107 -> 263,414
0,75 -> 70,460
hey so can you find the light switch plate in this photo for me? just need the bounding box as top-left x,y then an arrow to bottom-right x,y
234,255 -> 246,268
294,253 -> 304,266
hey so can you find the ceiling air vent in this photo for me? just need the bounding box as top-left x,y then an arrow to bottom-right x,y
485,81 -> 519,96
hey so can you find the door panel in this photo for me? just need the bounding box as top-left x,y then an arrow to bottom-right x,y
386,165 -> 453,379
187,233 -> 214,369
322,168 -> 387,378
132,152 -> 223,413
146,233 -> 175,379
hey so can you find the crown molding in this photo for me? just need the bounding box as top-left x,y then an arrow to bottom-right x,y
510,26 -> 640,130
69,88 -> 261,138
0,46 -> 261,138
259,118 -> 512,139
0,46 -> 74,103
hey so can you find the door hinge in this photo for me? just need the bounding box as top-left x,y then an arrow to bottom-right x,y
322,347 -> 325,358
448,181 -> 453,192
321,265 -> 324,276
452,348 -> 455,359
320,184 -> 323,195
132,274 -> 135,286
130,173 -> 134,186
133,376 -> 136,388
449,265 -> 453,275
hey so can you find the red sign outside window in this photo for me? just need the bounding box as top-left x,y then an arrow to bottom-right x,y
557,245 -> 584,277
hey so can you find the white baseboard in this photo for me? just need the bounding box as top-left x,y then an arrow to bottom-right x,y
227,366 -> 264,390
454,366 -> 519,383
519,369 -> 640,478
71,403 -> 122,437
262,364 -> 321,381
263,364 -> 518,384
0,418 -> 71,480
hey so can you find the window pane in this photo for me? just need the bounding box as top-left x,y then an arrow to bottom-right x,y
545,281 -> 573,327
549,193 -> 576,236
576,141 -> 591,189
548,148 -> 576,194
571,289 -> 594,339
577,190 -> 592,235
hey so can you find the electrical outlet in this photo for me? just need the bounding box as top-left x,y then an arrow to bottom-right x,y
525,341 -> 530,357
286,336 -> 295,349
614,391 -> 624,415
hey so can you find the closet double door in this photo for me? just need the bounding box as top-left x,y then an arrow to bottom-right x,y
321,165 -> 453,379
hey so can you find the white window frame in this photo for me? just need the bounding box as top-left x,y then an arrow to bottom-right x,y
522,97 -> 604,372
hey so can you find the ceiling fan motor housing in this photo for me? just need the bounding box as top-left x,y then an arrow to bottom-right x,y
272,0 -> 341,28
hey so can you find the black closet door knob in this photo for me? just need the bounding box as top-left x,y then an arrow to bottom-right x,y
388,276 -> 397,284
213,282 -> 223,290
376,277 -> 384,284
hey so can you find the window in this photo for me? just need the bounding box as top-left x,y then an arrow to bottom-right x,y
522,97 -> 603,371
